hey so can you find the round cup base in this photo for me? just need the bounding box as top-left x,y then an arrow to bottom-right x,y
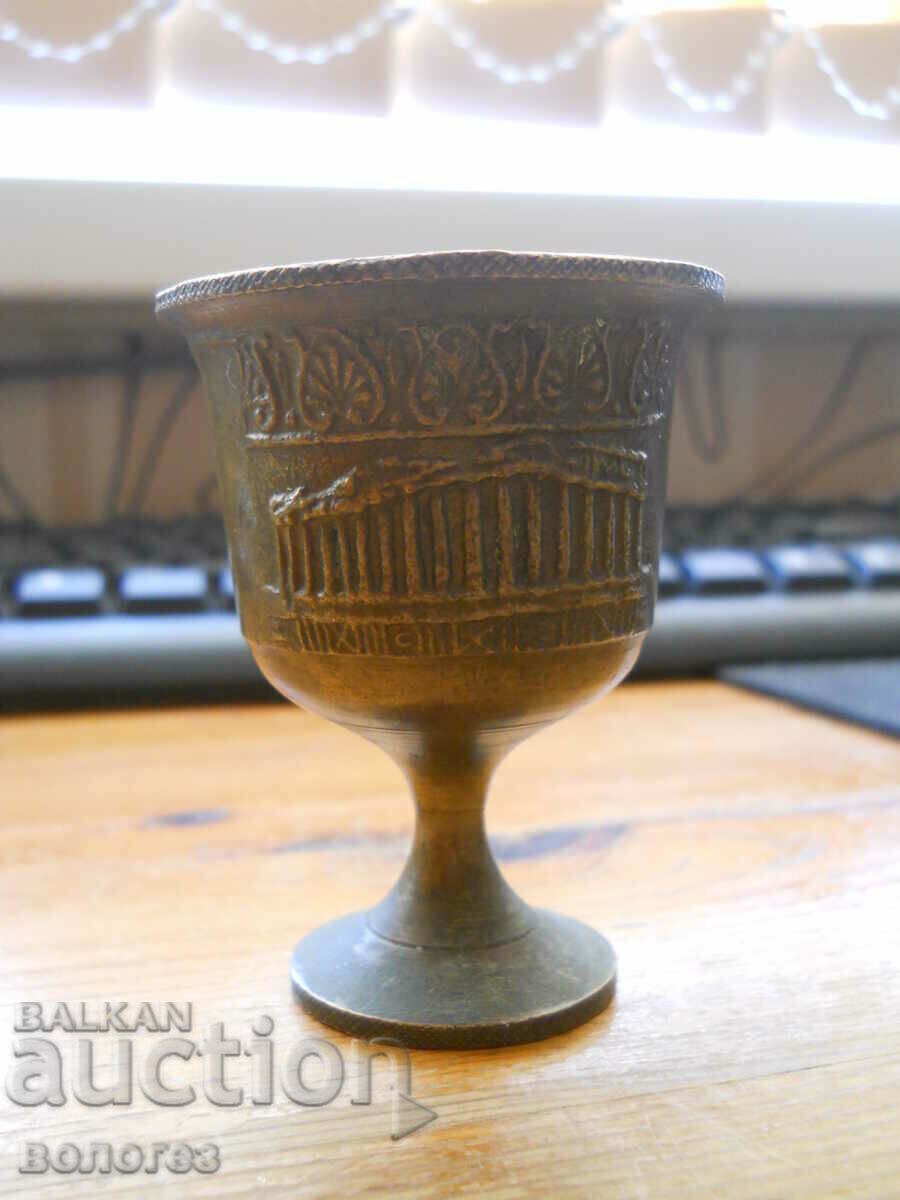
291,907 -> 616,1050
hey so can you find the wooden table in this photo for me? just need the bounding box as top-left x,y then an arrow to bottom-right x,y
1,680 -> 898,1198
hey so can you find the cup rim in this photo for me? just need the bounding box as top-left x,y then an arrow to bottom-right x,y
155,250 -> 724,322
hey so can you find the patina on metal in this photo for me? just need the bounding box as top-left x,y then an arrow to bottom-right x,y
157,251 -> 724,1049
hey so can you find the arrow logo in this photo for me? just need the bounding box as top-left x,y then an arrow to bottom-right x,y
391,1091 -> 438,1141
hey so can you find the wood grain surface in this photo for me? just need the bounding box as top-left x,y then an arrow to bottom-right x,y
0,680 -> 898,1198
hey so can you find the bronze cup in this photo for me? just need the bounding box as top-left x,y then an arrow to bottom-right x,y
157,251 -> 723,1048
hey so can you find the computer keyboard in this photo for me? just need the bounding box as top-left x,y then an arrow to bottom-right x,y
1,503 -> 898,701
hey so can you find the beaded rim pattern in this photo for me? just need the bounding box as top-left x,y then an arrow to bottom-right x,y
155,251 -> 724,317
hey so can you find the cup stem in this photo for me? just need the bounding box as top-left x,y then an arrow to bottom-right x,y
366,732 -> 534,950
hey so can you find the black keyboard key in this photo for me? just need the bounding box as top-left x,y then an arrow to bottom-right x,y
657,553 -> 684,598
14,567 -> 106,616
680,548 -> 768,595
119,565 -> 208,613
764,544 -> 854,592
844,540 -> 900,588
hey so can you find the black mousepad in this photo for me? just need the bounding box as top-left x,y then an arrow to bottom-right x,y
719,658 -> 900,738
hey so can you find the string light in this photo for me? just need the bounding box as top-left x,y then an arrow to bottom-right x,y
638,12 -> 790,113
426,3 -> 625,86
0,0 -> 896,123
194,0 -> 408,67
796,24 -> 900,120
0,0 -> 172,63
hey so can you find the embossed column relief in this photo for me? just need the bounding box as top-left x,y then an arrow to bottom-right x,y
225,313 -> 678,657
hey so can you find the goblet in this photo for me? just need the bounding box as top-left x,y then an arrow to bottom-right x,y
157,251 -> 723,1048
